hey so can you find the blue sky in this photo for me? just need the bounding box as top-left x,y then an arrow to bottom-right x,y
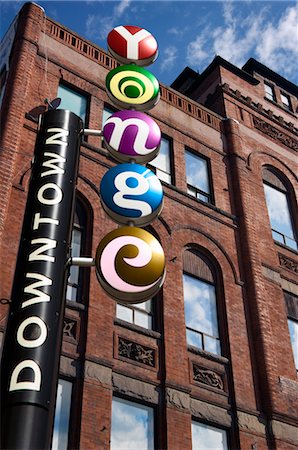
1,1 -> 298,86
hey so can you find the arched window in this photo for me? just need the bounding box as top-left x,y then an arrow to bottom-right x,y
183,249 -> 222,356
115,226 -> 162,331
263,168 -> 297,251
66,198 -> 90,302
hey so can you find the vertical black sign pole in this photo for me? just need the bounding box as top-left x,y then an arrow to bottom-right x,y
1,110 -> 83,449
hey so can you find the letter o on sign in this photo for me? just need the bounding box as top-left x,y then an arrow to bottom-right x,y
106,65 -> 160,111
17,316 -> 48,348
37,183 -> 63,205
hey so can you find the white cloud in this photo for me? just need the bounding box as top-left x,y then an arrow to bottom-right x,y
255,5 -> 298,79
186,1 -> 298,81
183,275 -> 218,337
114,0 -> 131,17
160,46 -> 178,72
187,31 -> 209,66
111,398 -> 154,450
264,184 -> 293,228
85,0 -> 132,41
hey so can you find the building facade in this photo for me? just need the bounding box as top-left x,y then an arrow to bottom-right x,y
0,3 -> 297,449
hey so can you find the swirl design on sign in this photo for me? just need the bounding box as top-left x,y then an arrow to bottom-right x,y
95,227 -> 165,303
106,65 -> 160,110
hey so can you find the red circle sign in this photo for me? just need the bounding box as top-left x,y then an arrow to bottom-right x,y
107,25 -> 158,66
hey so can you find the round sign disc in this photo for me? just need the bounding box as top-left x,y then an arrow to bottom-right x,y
100,164 -> 163,226
107,25 -> 158,66
105,65 -> 160,111
95,226 -> 166,303
103,110 -> 161,164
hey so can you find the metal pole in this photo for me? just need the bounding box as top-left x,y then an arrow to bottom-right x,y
1,110 -> 83,449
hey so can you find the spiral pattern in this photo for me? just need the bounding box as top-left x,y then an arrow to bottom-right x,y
95,227 -> 165,303
106,65 -> 160,110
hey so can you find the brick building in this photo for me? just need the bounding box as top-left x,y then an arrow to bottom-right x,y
0,3 -> 297,449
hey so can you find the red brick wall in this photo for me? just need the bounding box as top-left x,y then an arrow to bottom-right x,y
1,3 -> 297,449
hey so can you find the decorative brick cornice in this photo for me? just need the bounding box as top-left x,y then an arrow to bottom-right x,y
279,254 -> 298,274
118,337 -> 155,367
220,83 -> 298,138
193,364 -> 224,390
253,116 -> 298,151
45,18 -> 221,131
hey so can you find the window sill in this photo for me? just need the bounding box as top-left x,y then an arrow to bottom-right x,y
187,344 -> 229,365
66,300 -> 86,311
114,318 -> 161,339
274,240 -> 298,255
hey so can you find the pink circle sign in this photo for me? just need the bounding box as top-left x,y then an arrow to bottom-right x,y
107,25 -> 158,66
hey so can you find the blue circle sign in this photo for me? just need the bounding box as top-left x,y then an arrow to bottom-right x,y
100,164 -> 163,226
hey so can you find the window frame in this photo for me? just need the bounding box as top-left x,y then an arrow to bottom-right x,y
102,103 -> 117,127
284,291 -> 298,371
66,196 -> 92,304
116,298 -> 154,331
263,169 -> 298,251
280,91 -> 293,111
191,419 -> 229,450
110,395 -> 156,450
57,81 -> 90,127
183,270 -> 221,356
51,377 -> 73,450
185,148 -> 214,205
148,133 -> 174,186
264,82 -> 276,102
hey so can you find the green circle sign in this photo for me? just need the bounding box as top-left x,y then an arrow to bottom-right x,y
105,65 -> 160,111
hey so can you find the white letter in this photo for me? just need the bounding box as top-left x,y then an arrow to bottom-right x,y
22,273 -> 52,308
37,183 -> 63,205
33,213 -> 59,230
45,128 -> 69,146
17,316 -> 47,348
9,360 -> 41,391
29,238 -> 57,262
113,171 -> 152,216
115,26 -> 151,59
105,116 -> 156,155
41,152 -> 65,177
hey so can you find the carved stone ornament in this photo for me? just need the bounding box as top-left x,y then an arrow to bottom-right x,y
63,318 -> 77,339
279,254 -> 298,273
118,337 -> 155,367
193,365 -> 224,391
253,116 -> 298,152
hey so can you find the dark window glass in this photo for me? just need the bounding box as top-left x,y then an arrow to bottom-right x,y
191,421 -> 228,450
111,397 -> 154,450
57,84 -> 88,124
263,169 -> 297,251
52,379 -> 72,450
185,150 -> 212,203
